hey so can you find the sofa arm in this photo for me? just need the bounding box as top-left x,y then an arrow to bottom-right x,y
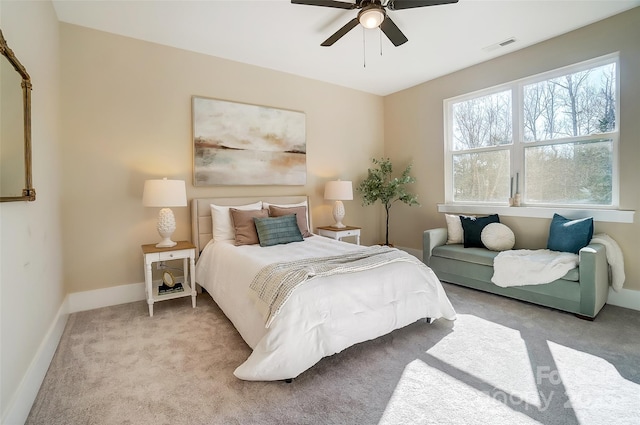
578,243 -> 609,317
423,228 -> 448,267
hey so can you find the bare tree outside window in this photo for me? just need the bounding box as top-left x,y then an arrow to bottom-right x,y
522,62 -> 615,205
452,90 -> 512,150
451,90 -> 511,202
446,56 -> 617,207
523,63 -> 616,141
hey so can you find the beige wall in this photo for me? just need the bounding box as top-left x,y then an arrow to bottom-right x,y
384,8 -> 640,291
0,0 -> 63,419
60,24 -> 384,293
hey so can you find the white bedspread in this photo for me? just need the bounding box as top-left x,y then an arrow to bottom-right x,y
491,249 -> 579,288
195,236 -> 456,381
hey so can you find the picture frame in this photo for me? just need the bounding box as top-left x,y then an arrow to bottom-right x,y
192,96 -> 306,186
162,271 -> 176,288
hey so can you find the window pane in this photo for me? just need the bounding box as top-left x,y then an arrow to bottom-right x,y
523,63 -> 616,142
525,139 -> 612,205
452,90 -> 512,151
453,150 -> 510,202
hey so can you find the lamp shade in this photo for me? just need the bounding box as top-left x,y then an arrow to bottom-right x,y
324,180 -> 353,201
142,178 -> 187,207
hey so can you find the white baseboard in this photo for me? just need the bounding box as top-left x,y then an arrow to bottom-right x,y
606,287 -> 640,311
2,299 -> 69,425
3,283 -> 147,424
67,282 -> 146,313
396,246 -> 640,312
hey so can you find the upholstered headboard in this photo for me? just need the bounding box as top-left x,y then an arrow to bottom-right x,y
191,196 -> 310,257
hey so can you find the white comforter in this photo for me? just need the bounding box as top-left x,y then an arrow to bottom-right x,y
195,236 -> 456,381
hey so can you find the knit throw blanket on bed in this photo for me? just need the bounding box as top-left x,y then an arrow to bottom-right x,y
249,245 -> 423,328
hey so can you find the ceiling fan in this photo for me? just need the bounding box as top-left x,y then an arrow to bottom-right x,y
292,0 -> 459,47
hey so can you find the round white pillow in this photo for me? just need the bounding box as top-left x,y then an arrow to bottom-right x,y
481,223 -> 515,251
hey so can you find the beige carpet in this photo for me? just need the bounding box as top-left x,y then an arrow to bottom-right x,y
27,283 -> 640,425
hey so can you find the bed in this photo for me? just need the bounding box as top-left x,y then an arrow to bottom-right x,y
192,196 -> 456,381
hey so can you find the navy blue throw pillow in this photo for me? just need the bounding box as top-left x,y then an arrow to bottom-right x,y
460,214 -> 500,248
547,213 -> 593,254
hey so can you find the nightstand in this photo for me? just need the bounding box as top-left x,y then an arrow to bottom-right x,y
141,241 -> 197,317
317,226 -> 361,245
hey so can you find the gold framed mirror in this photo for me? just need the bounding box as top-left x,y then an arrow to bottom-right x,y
162,270 -> 176,288
1,29 -> 35,202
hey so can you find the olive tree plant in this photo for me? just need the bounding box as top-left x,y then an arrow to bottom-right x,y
357,158 -> 419,246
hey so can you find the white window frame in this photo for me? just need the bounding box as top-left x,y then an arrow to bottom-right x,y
441,53 -> 634,223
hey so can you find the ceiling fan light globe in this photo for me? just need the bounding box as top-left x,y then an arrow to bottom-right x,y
359,9 -> 385,29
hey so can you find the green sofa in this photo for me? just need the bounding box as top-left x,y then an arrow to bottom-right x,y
423,228 -> 610,319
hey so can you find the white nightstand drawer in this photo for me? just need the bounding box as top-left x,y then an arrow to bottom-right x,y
340,230 -> 358,237
158,249 -> 192,261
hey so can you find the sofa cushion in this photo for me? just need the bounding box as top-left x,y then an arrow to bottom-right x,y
460,214 -> 500,248
481,223 -> 515,251
547,213 -> 594,254
432,244 -> 579,281
445,214 -> 473,244
433,245 -> 498,267
562,267 -> 580,282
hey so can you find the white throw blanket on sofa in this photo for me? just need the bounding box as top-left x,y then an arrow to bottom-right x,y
491,249 -> 578,288
590,233 -> 625,291
491,233 -> 625,290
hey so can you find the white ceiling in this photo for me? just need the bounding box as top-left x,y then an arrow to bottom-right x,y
52,0 -> 640,96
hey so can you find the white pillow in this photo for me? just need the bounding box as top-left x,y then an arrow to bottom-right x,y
210,202 -> 262,242
445,214 -> 474,244
481,223 -> 515,251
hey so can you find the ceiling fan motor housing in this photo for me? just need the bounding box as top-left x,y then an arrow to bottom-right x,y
358,3 -> 387,29
292,0 -> 459,47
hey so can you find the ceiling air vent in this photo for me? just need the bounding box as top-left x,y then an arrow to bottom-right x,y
499,38 -> 516,47
482,37 -> 517,52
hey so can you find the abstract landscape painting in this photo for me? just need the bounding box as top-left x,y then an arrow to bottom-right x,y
192,96 -> 306,186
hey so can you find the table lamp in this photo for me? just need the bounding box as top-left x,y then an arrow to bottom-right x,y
324,180 -> 353,228
142,178 -> 187,247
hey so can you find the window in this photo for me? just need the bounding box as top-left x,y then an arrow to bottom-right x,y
444,54 -> 619,208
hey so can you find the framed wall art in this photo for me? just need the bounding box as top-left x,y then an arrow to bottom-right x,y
192,96 -> 306,186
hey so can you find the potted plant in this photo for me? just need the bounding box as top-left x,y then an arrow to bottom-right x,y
357,158 -> 419,246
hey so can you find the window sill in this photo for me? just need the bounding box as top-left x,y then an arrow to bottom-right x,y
437,204 -> 635,223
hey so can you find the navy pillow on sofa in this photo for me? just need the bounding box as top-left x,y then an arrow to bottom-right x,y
547,213 -> 593,254
460,214 -> 500,248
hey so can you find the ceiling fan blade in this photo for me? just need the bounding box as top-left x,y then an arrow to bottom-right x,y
321,18 -> 359,46
379,17 -> 408,46
387,0 -> 458,10
291,0 -> 357,9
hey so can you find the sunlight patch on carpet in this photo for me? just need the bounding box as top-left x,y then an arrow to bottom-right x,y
378,359 -> 539,425
425,314 -> 540,406
548,341 -> 640,425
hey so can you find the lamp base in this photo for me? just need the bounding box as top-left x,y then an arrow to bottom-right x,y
156,207 -> 177,248
155,238 -> 177,248
332,200 -> 346,228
